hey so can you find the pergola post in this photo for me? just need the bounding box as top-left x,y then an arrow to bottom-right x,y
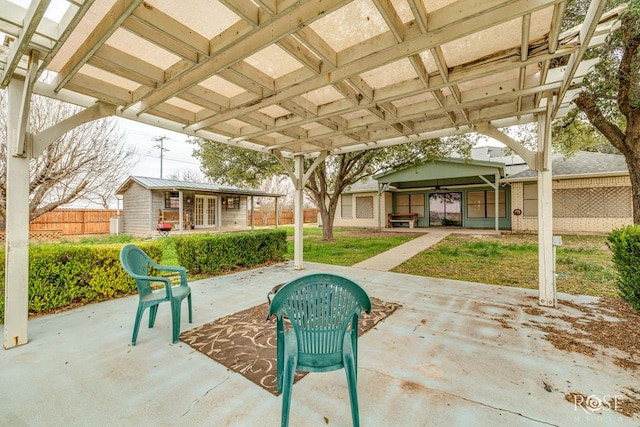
273,150 -> 327,270
495,173 -> 500,234
4,77 -> 32,349
293,155 -> 304,269
537,99 -> 555,307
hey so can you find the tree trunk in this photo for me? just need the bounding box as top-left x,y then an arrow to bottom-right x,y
625,143 -> 640,224
320,206 -> 333,240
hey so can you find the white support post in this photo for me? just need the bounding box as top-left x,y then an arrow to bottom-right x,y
250,195 -> 255,230
293,155 -> 305,269
537,100 -> 555,307
4,77 -> 31,349
217,196 -> 223,232
274,197 -> 279,229
178,191 -> 184,233
273,150 -> 327,270
495,173 -> 500,234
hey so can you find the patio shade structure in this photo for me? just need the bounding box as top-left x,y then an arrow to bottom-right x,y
0,0 -> 626,348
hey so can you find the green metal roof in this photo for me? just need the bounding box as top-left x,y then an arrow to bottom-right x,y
116,176 -> 283,197
373,158 -> 505,189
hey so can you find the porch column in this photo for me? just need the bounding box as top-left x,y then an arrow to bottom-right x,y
274,196 -> 279,229
217,196 -> 222,232
293,155 -> 304,269
273,149 -> 327,270
538,99 -> 555,307
178,191 -> 184,233
250,195 -> 255,230
495,172 -> 500,234
4,77 -> 31,349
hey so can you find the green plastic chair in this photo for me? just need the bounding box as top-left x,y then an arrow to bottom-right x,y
268,273 -> 372,427
119,244 -> 192,345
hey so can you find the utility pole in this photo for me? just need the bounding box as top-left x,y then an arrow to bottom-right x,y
152,136 -> 169,178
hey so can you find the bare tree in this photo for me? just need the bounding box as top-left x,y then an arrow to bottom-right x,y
0,90 -> 137,222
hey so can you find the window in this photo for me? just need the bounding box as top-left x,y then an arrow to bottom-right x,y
409,194 -> 425,217
355,196 -> 374,218
523,183 -> 537,216
164,191 -> 180,208
466,190 -> 506,218
341,194 -> 352,218
224,196 -> 240,210
396,194 -> 410,214
396,194 -> 424,217
467,191 -> 486,218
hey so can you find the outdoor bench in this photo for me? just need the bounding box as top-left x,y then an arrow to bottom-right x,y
388,213 -> 418,228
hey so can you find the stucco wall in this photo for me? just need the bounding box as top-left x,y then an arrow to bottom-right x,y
510,176 -> 632,234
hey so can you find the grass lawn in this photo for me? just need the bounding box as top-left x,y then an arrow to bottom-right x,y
282,226 -> 419,266
57,228 -> 618,298
392,233 -> 617,297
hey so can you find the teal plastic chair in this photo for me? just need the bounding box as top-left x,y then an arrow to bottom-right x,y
119,244 -> 192,345
268,273 -> 372,427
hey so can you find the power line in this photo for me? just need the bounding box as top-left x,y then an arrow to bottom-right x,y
152,136 -> 169,178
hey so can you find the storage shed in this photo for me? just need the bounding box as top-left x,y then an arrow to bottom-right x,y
115,176 -> 282,236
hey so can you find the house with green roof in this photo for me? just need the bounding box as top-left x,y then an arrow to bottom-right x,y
334,148 -> 631,234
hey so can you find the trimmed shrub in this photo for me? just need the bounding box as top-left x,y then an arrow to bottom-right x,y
607,225 -> 640,313
0,241 -> 162,321
174,229 -> 287,275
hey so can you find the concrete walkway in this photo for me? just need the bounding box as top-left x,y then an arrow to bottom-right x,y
353,228 -> 498,271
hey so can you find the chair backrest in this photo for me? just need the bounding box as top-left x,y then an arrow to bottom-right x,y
269,273 -> 371,370
120,244 -> 154,297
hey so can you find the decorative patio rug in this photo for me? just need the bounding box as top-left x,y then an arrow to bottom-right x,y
180,297 -> 401,395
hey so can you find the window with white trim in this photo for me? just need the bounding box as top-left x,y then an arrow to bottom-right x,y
341,194 -> 352,218
523,183 -> 537,216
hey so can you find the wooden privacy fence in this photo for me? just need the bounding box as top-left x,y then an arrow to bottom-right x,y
248,208 -> 319,226
30,209 -> 119,235
16,207 -> 319,238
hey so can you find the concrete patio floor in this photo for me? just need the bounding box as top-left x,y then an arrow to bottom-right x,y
2,261 -> 638,426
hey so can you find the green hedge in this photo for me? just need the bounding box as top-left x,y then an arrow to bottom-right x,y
0,241 -> 162,321
174,229 -> 287,275
607,225 -> 640,313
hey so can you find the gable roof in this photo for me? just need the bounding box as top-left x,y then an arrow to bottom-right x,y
116,176 -> 282,197
343,148 -> 629,194
503,151 -> 628,181
374,157 -> 505,189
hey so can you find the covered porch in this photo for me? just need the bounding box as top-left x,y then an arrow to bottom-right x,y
1,262 -> 636,426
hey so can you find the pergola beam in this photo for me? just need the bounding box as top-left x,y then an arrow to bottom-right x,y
0,0 -> 49,87
186,0 -> 563,131
53,0 -> 145,92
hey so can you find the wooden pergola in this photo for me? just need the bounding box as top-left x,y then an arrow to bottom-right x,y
0,0 -> 626,348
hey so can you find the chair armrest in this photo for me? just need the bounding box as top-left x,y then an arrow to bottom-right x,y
151,264 -> 188,285
129,274 -> 174,295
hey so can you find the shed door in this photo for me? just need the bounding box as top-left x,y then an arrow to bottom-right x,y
195,196 -> 217,228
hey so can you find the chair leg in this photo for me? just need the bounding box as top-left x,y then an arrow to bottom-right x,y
187,294 -> 193,323
148,305 -> 159,328
344,351 -> 360,427
132,304 -> 145,346
171,300 -> 182,344
281,353 -> 297,427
